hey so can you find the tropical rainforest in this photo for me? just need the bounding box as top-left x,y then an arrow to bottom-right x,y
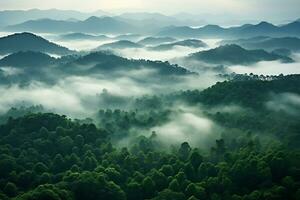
0,75 -> 299,200
0,2 -> 300,200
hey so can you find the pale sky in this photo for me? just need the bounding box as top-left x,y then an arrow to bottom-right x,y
0,0 -> 299,21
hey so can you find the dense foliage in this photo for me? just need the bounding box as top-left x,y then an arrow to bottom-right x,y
0,75 -> 300,200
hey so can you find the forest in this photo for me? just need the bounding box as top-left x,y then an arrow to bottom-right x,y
0,2 -> 300,200
0,75 -> 299,200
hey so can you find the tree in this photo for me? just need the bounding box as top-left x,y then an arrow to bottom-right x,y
169,179 -> 180,192
126,182 -> 143,200
71,172 -> 125,200
51,154 -> 65,173
3,182 -> 18,197
160,164 -> 174,177
189,151 -> 203,169
34,162 -> 48,174
179,142 -> 191,160
15,184 -> 72,200
185,183 -> 206,200
152,189 -> 185,200
142,177 -> 156,199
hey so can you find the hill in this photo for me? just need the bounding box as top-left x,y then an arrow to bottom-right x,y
0,51 -> 56,67
59,33 -> 110,41
149,39 -> 207,51
5,16 -> 135,34
220,36 -> 300,52
157,21 -> 300,38
186,44 -> 294,65
0,9 -> 110,27
64,51 -> 191,76
138,37 -> 177,46
0,32 -> 73,55
95,40 -> 143,50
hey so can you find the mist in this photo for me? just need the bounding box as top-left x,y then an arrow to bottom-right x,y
266,93 -> 300,116
229,60 -> 300,75
150,105 -> 221,147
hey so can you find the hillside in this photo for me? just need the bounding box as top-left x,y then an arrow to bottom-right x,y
0,51 -> 56,67
149,39 -> 207,51
157,21 -> 300,38
186,44 -> 294,65
59,33 -> 110,41
64,51 -> 191,76
95,40 -> 143,50
220,36 -> 300,52
0,9 -> 109,26
138,37 -> 177,46
0,32 -> 73,55
0,75 -> 299,199
5,16 -> 135,34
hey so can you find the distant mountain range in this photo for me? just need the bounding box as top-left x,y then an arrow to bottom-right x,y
3,11 -> 300,37
157,21 -> 300,38
115,12 -> 202,31
95,40 -> 143,50
149,39 -> 207,51
0,32 -> 73,55
137,37 -> 177,46
0,10 -> 203,29
5,16 -> 135,34
219,36 -> 300,52
58,33 -> 111,41
0,9 -> 110,27
185,44 -> 294,65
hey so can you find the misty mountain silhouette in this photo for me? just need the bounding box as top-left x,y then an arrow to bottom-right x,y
0,32 -> 73,55
0,9 -> 109,26
64,51 -> 191,76
95,40 -> 143,50
149,39 -> 207,51
137,37 -> 177,46
0,51 -> 56,67
186,44 -> 294,65
220,36 -> 300,51
59,33 -> 110,41
6,16 -> 135,34
157,20 -> 300,38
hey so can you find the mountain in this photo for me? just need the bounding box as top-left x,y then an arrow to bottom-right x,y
59,33 -> 110,41
157,21 -> 300,38
95,40 -> 143,50
138,37 -> 177,46
0,51 -> 56,67
0,32 -> 73,55
5,16 -> 135,34
0,9 -> 110,27
119,12 -> 176,21
117,12 -> 202,31
64,51 -> 191,76
149,39 -> 207,51
157,26 -> 201,38
280,21 -> 300,35
114,34 -> 143,41
234,21 -> 279,38
157,24 -> 226,38
220,36 -> 300,52
185,44 -> 294,65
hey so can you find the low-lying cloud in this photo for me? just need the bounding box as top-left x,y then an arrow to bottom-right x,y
228,60 -> 300,75
266,93 -> 300,116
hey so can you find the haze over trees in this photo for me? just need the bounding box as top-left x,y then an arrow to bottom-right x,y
0,4 -> 300,200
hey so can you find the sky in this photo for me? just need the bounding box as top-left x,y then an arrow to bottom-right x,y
0,0 -> 299,22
